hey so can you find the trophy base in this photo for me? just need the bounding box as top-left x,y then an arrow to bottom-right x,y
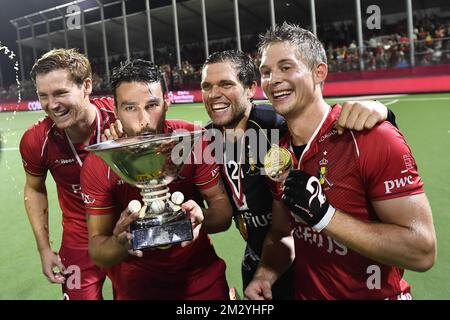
131,218 -> 193,250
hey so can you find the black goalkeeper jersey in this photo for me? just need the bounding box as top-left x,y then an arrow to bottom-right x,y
206,103 -> 287,257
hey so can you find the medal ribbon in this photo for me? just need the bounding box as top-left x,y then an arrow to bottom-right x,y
65,107 -> 101,167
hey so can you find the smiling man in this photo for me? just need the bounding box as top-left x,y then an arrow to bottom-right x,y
80,59 -> 232,299
245,23 -> 436,300
19,48 -> 115,299
200,50 -> 398,299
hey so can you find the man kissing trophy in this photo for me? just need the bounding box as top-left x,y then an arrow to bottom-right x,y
86,130 -> 203,250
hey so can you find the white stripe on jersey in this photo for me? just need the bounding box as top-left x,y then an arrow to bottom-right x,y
41,123 -> 56,157
349,130 -> 360,157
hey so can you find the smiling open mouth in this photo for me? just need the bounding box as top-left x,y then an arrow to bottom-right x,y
53,109 -> 70,118
272,90 -> 292,99
211,103 -> 229,112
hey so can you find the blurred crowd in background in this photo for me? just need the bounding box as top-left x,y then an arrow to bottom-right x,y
1,15 -> 449,100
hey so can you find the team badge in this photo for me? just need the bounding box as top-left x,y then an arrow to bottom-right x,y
319,157 -> 328,185
318,150 -> 333,188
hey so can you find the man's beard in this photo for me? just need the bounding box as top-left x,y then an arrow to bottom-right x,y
138,127 -> 157,136
219,107 -> 246,129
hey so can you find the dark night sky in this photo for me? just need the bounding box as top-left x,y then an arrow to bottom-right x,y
0,0 -> 447,87
0,0 -> 63,48
0,0 -> 183,86
0,0 -> 63,86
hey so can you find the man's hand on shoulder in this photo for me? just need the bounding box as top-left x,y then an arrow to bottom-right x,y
335,100 -> 388,134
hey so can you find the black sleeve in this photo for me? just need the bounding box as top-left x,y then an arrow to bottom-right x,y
204,120 -> 214,130
386,108 -> 398,129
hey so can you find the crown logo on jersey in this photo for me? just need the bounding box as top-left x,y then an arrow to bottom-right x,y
319,158 -> 328,166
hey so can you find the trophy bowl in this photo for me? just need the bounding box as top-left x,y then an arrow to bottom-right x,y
85,130 -> 204,250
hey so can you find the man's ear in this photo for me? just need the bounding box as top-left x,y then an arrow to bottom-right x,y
247,81 -> 258,100
314,63 -> 328,84
83,77 -> 93,97
163,93 -> 171,111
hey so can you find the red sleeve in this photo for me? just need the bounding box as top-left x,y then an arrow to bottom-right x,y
357,122 -> 424,201
192,132 -> 221,190
80,153 -> 118,215
193,163 -> 221,190
169,119 -> 221,190
91,96 -> 115,112
19,122 -> 47,176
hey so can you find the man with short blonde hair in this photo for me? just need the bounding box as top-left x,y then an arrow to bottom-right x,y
20,48 -> 115,299
246,23 -> 436,300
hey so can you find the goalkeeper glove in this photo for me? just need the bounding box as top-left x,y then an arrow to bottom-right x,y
282,169 -> 336,232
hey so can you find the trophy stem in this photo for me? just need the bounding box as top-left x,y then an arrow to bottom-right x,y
140,186 -> 170,203
131,184 -> 193,250
136,182 -> 182,222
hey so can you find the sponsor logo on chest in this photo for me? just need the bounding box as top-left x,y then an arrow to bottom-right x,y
293,223 -> 348,256
243,211 -> 272,228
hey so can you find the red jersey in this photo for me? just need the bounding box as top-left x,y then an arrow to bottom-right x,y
19,97 -> 116,249
271,105 -> 423,300
80,119 -> 228,299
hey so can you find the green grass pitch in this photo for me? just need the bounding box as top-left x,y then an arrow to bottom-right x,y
0,92 -> 449,299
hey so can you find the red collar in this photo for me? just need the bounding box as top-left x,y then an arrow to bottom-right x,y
280,104 -> 342,166
162,121 -> 173,134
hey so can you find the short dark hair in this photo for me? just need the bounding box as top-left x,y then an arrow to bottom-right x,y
30,48 -> 91,85
202,50 -> 257,88
258,22 -> 327,70
110,59 -> 167,102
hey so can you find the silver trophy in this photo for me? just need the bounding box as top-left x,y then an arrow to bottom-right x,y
85,131 -> 203,250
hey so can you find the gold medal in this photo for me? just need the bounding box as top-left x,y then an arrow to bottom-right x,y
235,213 -> 248,241
263,145 -> 293,181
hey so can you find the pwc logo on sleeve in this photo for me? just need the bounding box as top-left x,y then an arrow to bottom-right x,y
384,175 -> 414,194
383,152 -> 417,194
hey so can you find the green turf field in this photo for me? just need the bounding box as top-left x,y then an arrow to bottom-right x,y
0,92 -> 449,300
